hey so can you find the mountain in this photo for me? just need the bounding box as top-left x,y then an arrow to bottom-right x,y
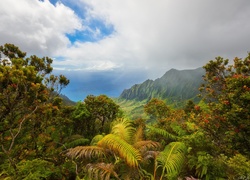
60,94 -> 76,106
119,67 -> 205,104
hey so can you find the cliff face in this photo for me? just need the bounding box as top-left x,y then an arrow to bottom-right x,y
119,67 -> 205,102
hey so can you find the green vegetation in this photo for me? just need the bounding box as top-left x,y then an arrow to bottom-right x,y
0,43 -> 250,179
113,98 -> 147,119
116,68 -> 205,119
119,68 -> 204,103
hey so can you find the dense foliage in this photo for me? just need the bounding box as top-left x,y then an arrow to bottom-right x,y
0,44 -> 249,179
119,68 -> 204,103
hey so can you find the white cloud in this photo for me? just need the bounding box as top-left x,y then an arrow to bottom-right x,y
60,0 -> 250,76
1,0 -> 250,77
0,0 -> 82,56
85,61 -> 122,71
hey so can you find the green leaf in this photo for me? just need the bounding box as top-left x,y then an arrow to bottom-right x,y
146,125 -> 177,140
90,134 -> 105,146
111,118 -> 136,143
156,142 -> 187,180
98,134 -> 142,167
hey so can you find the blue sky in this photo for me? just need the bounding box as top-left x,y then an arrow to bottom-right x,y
1,0 -> 250,101
66,20 -> 114,43
49,0 -> 115,43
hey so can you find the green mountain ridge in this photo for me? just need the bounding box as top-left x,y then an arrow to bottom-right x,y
60,67 -> 205,111
119,67 -> 205,103
116,67 -> 205,119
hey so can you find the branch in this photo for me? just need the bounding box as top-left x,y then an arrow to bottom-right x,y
8,106 -> 38,151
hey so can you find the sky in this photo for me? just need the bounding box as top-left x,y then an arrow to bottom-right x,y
0,0 -> 250,101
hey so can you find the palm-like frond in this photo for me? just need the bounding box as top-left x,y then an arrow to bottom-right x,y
86,163 -> 120,180
170,123 -> 187,136
66,146 -> 106,160
143,150 -> 160,164
146,125 -> 177,140
98,134 -> 142,167
111,118 -> 136,143
133,125 -> 144,143
134,140 -> 161,153
156,142 -> 187,180
90,134 -> 105,145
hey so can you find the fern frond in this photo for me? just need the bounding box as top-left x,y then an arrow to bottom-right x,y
143,150 -> 160,165
98,134 -> 142,168
111,118 -> 136,143
133,125 -> 144,143
86,163 -> 120,180
66,146 -> 106,160
146,125 -> 177,140
170,123 -> 187,136
90,134 -> 105,145
134,140 -> 161,153
156,142 -> 187,180
138,167 -> 154,180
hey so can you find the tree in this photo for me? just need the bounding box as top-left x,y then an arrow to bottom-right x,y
0,43 -> 70,178
144,98 -> 170,120
71,102 -> 92,138
184,100 -> 196,114
83,95 -> 120,135
199,53 -> 250,156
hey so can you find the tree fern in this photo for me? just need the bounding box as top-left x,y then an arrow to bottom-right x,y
156,142 -> 187,180
133,125 -> 144,143
146,125 -> 177,141
170,123 -> 187,136
134,140 -> 161,154
85,163 -> 120,180
90,134 -> 105,146
111,118 -> 136,144
98,134 -> 142,168
66,146 -> 106,160
143,150 -> 160,165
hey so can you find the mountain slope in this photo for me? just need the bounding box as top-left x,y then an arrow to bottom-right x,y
119,67 -> 205,103
60,94 -> 76,105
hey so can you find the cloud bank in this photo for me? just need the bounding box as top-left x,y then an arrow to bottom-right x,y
1,0 -> 250,100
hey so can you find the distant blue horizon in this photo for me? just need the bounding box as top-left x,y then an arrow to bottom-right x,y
56,69 -> 149,102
